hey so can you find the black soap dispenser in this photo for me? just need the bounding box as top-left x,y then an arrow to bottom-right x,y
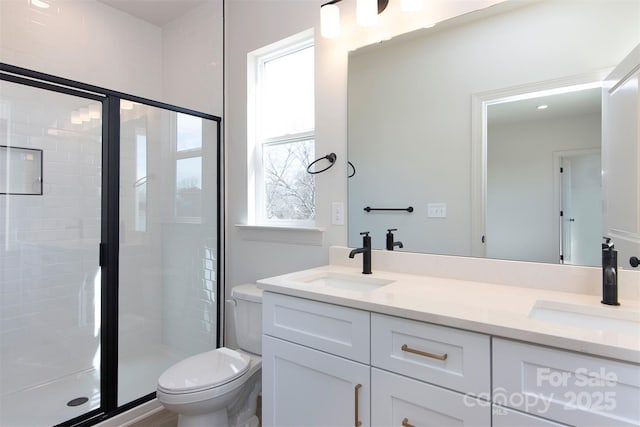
601,238 -> 619,306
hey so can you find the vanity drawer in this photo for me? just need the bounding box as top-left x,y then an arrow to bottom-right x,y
371,368 -> 490,427
371,313 -> 490,394
493,338 -> 640,426
262,292 -> 370,363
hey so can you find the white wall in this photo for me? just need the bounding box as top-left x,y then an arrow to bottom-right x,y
487,113 -> 601,264
0,0 -> 163,100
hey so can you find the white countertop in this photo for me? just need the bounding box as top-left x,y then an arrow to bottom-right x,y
257,264 -> 640,364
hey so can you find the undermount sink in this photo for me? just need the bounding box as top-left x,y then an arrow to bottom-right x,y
296,271 -> 395,292
529,300 -> 640,337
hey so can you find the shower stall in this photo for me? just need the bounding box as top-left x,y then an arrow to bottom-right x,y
0,65 -> 222,426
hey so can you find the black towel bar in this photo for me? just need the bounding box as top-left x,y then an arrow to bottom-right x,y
364,206 -> 414,213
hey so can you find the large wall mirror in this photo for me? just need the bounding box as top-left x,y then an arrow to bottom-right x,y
348,0 -> 640,268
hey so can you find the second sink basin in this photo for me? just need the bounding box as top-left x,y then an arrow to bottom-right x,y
529,300 -> 640,337
297,271 -> 394,292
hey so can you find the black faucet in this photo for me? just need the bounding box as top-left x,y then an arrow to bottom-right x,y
386,228 -> 404,251
601,237 -> 619,306
349,231 -> 372,274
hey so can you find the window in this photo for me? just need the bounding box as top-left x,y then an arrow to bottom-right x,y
248,31 -> 315,225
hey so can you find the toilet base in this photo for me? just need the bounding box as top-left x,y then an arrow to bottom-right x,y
177,408 -> 227,427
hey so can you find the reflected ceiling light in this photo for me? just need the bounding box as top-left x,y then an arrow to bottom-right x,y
537,104 -> 549,110
89,104 -> 101,119
30,0 -> 50,9
79,107 -> 90,122
121,100 -> 134,110
321,2 -> 341,38
71,111 -> 82,124
320,0 -> 390,38
401,0 -> 424,12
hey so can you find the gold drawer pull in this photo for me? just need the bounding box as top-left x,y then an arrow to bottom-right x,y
402,418 -> 415,427
354,383 -> 362,427
402,344 -> 448,361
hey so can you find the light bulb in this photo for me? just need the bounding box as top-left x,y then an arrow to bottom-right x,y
321,4 -> 341,38
401,0 -> 424,12
357,0 -> 378,26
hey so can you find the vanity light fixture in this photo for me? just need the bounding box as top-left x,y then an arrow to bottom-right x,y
320,0 -> 390,38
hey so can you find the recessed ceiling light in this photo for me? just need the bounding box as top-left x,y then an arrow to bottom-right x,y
537,104 -> 549,110
31,0 -> 50,9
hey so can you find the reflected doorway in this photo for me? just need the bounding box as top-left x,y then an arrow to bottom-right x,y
483,84 -> 602,266
558,150 -> 602,266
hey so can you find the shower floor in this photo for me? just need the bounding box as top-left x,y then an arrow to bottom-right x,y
0,345 -> 185,427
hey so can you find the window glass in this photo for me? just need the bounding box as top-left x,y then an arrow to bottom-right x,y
261,46 -> 314,139
263,139 -> 315,220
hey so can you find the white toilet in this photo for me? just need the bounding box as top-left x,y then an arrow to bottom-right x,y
157,284 -> 263,427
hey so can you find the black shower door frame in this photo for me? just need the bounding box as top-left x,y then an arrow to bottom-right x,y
0,63 -> 223,427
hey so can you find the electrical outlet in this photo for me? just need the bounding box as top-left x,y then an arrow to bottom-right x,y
427,202 -> 447,218
331,202 -> 344,225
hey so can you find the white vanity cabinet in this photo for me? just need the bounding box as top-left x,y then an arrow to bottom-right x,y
262,292 -> 371,427
370,314 -> 491,426
493,338 -> 640,427
262,292 -> 492,426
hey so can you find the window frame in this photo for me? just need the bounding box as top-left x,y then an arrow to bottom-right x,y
248,30 -> 315,227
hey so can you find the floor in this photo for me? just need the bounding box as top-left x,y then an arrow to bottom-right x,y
0,345 -> 185,427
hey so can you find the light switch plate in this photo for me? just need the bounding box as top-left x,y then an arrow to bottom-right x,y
331,202 -> 344,225
427,202 -> 447,218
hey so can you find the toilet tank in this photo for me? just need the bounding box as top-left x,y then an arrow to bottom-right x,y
231,284 -> 263,355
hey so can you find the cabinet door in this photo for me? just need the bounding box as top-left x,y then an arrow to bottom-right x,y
262,335 -> 370,427
371,368 -> 491,427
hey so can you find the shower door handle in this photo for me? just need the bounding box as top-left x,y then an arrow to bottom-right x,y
99,243 -> 106,267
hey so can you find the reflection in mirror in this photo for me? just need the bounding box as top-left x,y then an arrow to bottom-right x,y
347,0 -> 640,267
485,87 -> 602,267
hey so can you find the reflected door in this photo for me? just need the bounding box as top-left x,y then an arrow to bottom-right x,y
560,151 -> 602,266
0,79 -> 103,426
603,44 -> 640,266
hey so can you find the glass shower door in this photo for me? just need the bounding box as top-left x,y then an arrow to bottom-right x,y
118,101 -> 219,405
0,79 -> 103,425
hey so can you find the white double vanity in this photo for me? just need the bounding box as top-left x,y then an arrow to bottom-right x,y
257,247 -> 640,427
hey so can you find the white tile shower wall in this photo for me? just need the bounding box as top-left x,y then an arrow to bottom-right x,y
162,224 -> 217,355
0,0 -> 163,101
0,125 -> 102,395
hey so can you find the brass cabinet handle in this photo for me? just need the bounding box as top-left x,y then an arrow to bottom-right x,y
354,384 -> 362,427
402,418 -> 415,427
401,344 -> 448,361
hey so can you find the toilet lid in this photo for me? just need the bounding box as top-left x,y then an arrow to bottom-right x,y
157,348 -> 250,394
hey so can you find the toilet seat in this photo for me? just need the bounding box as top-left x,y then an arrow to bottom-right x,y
158,348 -> 250,395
